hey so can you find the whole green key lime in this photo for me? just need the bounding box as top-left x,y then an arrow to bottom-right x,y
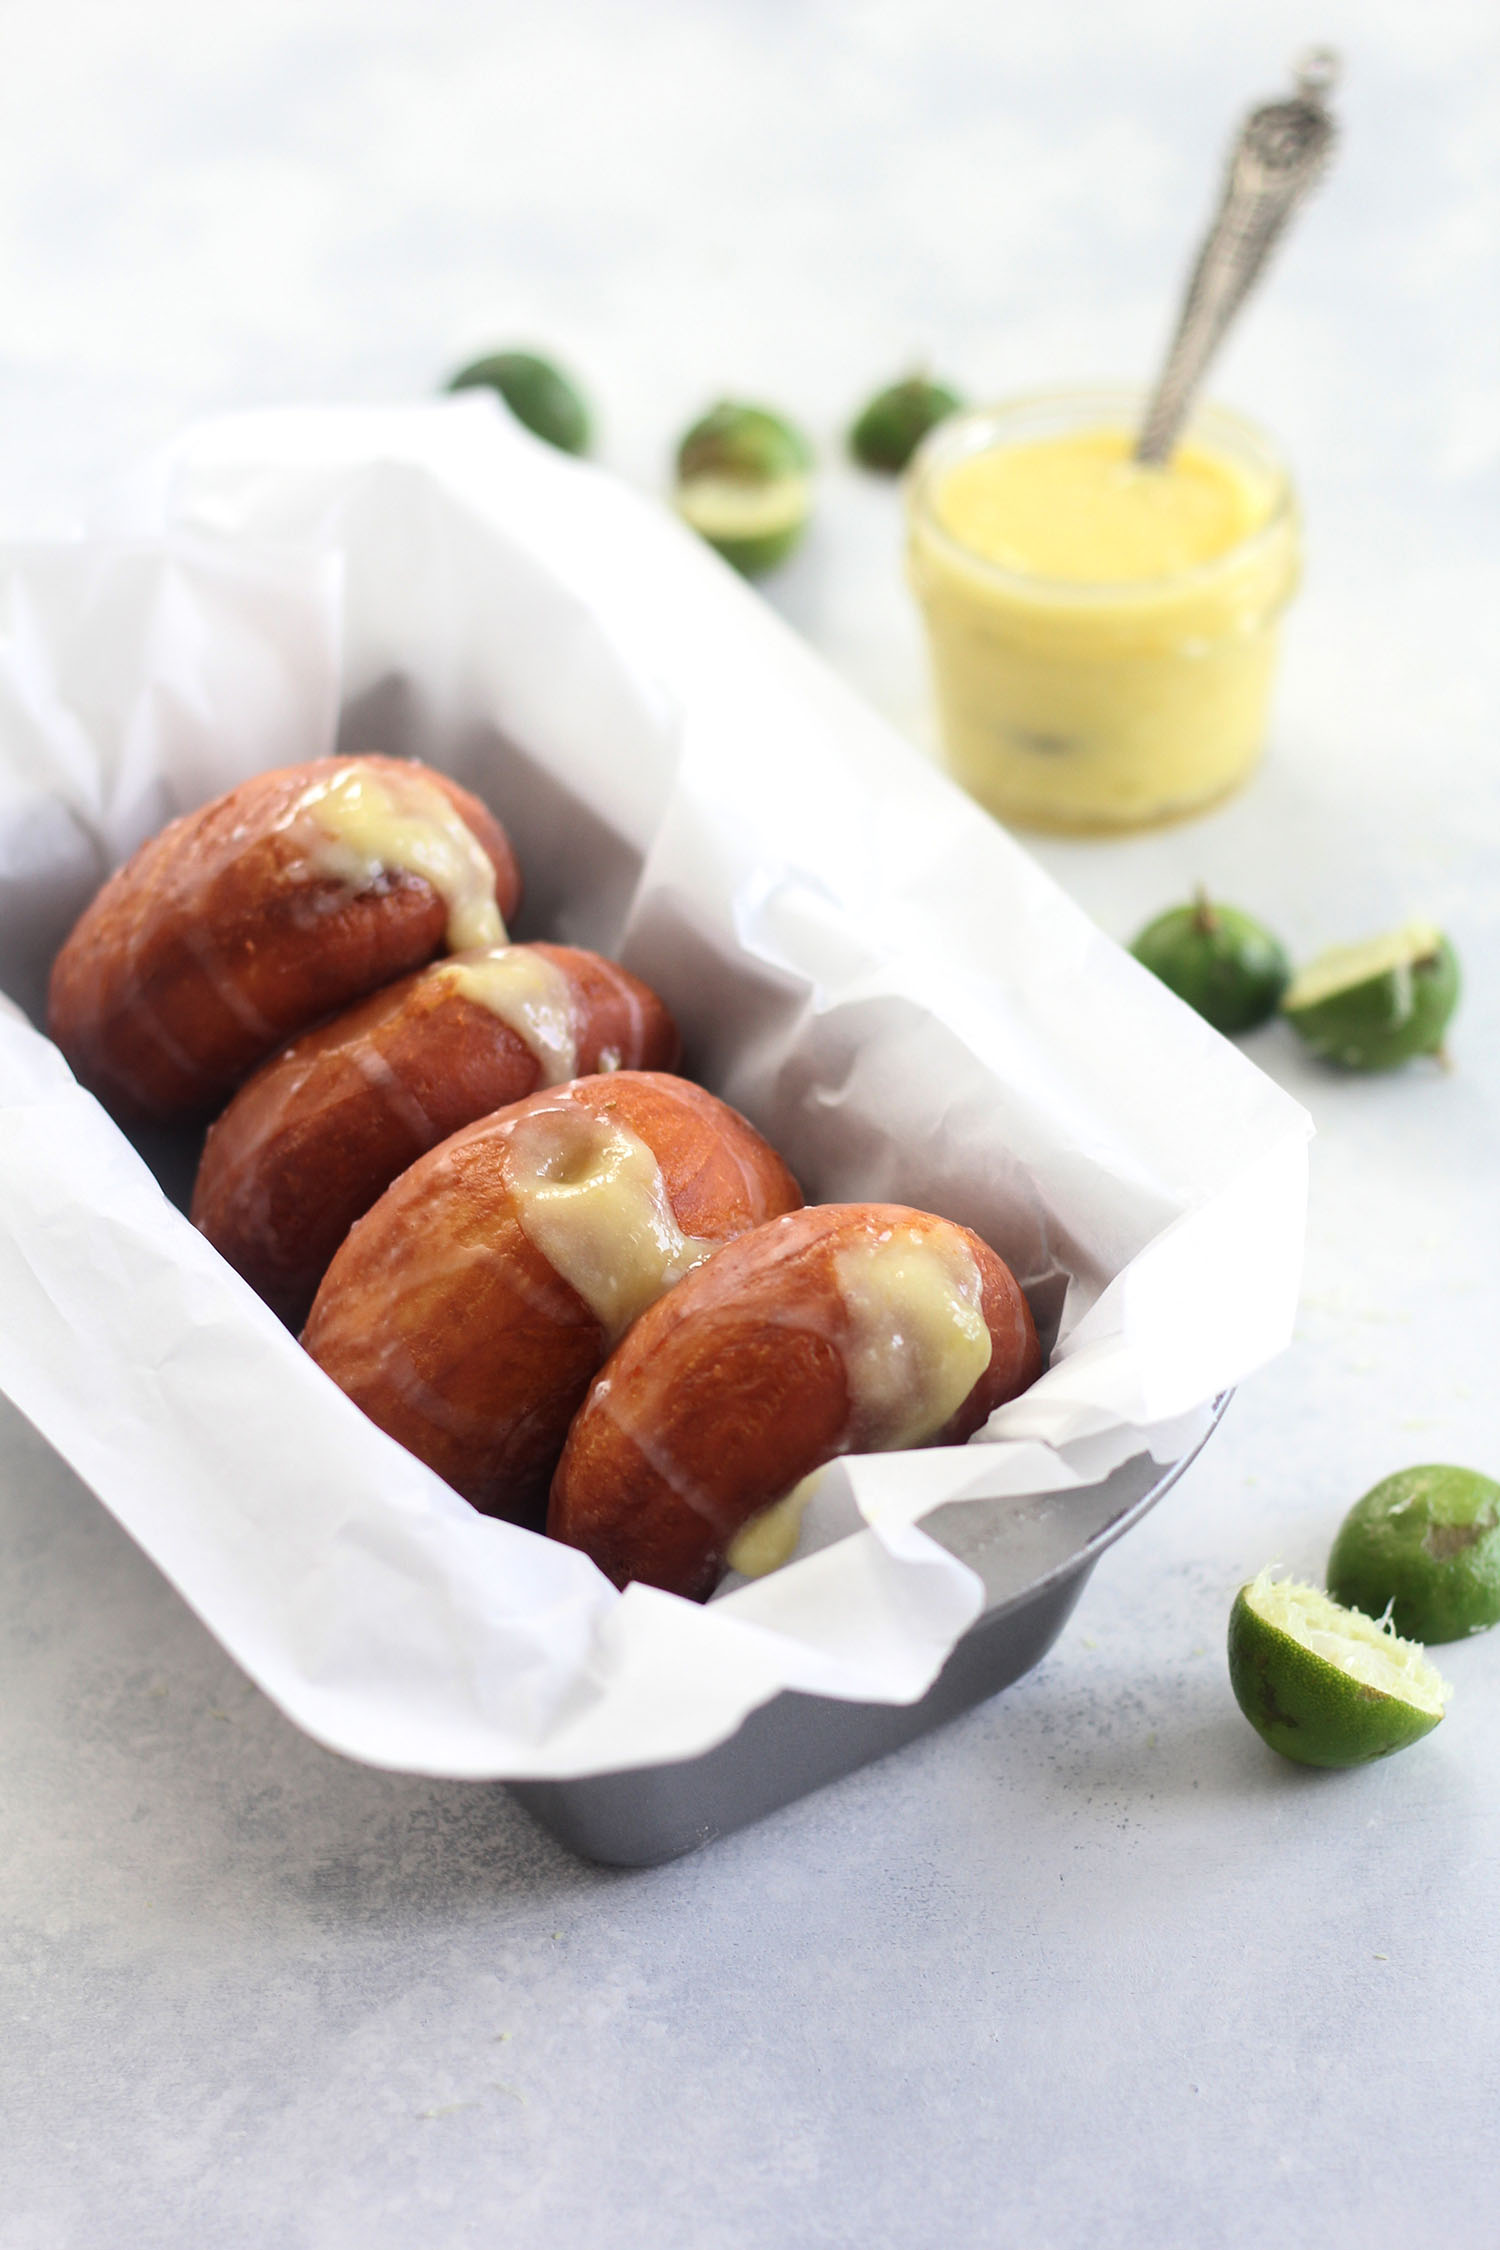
1327,1464 -> 1500,1644
447,350 -> 592,454
849,374 -> 964,473
1282,921 -> 1459,1069
1228,1571 -> 1450,1768
674,401 -> 813,575
1130,890 -> 1290,1033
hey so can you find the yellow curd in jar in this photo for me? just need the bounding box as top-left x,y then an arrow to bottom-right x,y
907,391 -> 1300,832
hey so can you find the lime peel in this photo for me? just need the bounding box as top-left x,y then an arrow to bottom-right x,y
1130,891 -> 1290,1034
1327,1463 -> 1500,1643
849,374 -> 965,473
446,350 -> 591,455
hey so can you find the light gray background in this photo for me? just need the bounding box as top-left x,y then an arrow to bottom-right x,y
3,3 -> 1498,2244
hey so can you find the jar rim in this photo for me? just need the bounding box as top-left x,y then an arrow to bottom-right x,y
906,386 -> 1297,603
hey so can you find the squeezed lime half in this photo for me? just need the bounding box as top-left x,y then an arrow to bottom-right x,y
1131,891 -> 1290,1033
1327,1464 -> 1500,1644
1283,921 -> 1459,1069
1228,1571 -> 1450,1768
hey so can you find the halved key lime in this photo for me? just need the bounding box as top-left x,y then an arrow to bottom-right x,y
1327,1464 -> 1500,1643
674,402 -> 813,575
1130,890 -> 1290,1033
1283,921 -> 1459,1069
1228,1570 -> 1450,1768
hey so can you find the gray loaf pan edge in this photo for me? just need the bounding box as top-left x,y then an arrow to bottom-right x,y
509,1397 -> 1229,1866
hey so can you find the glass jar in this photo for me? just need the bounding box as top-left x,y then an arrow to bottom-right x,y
906,388 -> 1300,834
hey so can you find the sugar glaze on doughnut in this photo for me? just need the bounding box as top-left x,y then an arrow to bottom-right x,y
192,943 -> 678,1326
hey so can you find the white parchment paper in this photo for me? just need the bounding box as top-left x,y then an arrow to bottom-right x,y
0,397 -> 1311,1778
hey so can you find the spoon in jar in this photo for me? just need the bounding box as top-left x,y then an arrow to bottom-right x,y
1136,48 -> 1340,467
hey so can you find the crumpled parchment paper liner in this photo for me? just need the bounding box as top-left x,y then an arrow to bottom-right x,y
0,398 -> 1310,1778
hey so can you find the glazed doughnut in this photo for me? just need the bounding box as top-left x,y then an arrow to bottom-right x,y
47,756 -> 522,1121
301,1072 -> 803,1528
547,1202 -> 1042,1601
191,944 -> 680,1327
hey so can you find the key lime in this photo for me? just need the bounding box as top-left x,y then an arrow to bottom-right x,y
674,402 -> 813,575
1327,1464 -> 1500,1643
1130,890 -> 1290,1033
447,350 -> 592,455
1282,921 -> 1459,1069
849,374 -> 964,472
1228,1570 -> 1450,1768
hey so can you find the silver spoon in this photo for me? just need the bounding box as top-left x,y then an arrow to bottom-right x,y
1136,49 -> 1340,467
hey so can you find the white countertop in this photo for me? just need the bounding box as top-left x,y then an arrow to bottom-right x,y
4,3 -> 1499,2243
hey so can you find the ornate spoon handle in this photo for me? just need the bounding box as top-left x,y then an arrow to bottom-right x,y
1136,50 -> 1340,467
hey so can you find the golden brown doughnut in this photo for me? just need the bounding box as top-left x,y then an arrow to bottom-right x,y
548,1202 -> 1043,1600
47,756 -> 522,1121
301,1072 -> 803,1528
191,943 -> 680,1327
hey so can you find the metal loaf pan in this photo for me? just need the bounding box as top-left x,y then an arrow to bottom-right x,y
509,1399 -> 1228,1866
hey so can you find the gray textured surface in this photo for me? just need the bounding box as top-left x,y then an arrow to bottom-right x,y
3,2 -> 1500,2243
